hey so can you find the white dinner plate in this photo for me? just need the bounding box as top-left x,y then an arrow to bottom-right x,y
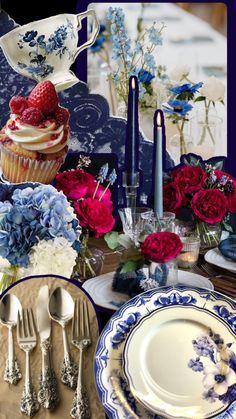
82,270 -> 213,311
95,286 -> 236,419
205,248 -> 236,274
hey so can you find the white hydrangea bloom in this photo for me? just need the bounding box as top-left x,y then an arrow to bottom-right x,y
20,237 -> 77,279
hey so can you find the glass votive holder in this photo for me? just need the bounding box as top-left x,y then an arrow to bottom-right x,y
149,212 -> 176,232
149,258 -> 178,287
177,237 -> 201,269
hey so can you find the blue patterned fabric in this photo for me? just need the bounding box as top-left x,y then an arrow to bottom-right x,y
0,9 -> 174,206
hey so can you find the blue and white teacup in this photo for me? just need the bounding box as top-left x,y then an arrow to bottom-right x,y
0,10 -> 99,91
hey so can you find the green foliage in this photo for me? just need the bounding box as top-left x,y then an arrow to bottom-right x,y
104,231 -> 119,250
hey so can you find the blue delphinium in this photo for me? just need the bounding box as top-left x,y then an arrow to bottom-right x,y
147,25 -> 163,45
144,52 -> 156,72
104,7 -> 165,107
0,185 -> 80,267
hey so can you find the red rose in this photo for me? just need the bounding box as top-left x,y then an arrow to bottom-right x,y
55,169 -> 94,201
141,232 -> 183,263
174,166 -> 207,194
87,183 -> 113,211
74,198 -> 115,238
191,189 -> 227,224
214,170 -> 236,213
163,183 -> 183,212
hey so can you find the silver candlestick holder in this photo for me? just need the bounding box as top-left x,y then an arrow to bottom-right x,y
122,172 -> 140,208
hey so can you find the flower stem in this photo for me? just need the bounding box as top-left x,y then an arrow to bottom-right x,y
198,100 -> 215,146
99,182 -> 111,201
177,120 -> 187,155
92,181 -> 100,199
0,265 -> 19,293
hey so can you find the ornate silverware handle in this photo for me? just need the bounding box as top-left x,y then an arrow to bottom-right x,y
70,349 -> 90,419
38,338 -> 59,410
61,326 -> 78,389
4,326 -> 21,385
21,351 -> 39,417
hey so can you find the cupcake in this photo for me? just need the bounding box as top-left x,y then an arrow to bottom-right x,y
0,81 -> 69,184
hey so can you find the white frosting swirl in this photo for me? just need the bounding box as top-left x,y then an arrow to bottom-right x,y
5,115 -> 69,154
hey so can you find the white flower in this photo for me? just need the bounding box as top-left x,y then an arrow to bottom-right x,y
203,361 -> 236,396
200,76 -> 225,102
169,64 -> 191,82
139,277 -> 158,291
20,237 -> 77,279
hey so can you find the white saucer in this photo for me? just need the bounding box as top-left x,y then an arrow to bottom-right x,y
205,248 -> 236,274
82,270 -> 213,311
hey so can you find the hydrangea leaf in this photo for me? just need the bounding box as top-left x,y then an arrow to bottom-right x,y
120,260 -> 139,273
117,234 -> 133,249
104,231 -> 120,250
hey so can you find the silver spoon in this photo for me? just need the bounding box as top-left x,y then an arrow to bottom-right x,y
49,287 -> 78,389
0,294 -> 22,384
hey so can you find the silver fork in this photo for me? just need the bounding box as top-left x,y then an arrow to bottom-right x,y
17,309 -> 40,417
70,299 -> 91,419
200,262 -> 236,282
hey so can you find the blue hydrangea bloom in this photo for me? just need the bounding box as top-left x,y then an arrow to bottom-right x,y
0,185 -> 80,267
163,100 -> 193,117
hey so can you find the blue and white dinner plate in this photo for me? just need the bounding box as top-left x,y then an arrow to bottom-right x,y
94,286 -> 236,419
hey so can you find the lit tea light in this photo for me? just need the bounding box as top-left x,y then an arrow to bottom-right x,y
177,237 -> 200,269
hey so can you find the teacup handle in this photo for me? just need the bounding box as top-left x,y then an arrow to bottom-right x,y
75,9 -> 99,60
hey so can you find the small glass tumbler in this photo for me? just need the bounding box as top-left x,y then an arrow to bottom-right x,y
177,237 -> 200,269
119,207 -> 153,245
149,212 -> 176,233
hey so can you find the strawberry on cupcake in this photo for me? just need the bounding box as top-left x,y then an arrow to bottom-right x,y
0,81 -> 70,184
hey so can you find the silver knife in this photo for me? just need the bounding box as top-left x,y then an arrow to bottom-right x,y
36,285 -> 59,410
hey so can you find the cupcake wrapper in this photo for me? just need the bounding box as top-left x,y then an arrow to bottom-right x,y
0,146 -> 65,184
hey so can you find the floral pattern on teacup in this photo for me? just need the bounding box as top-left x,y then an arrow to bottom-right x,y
16,19 -> 76,79
188,329 -> 236,405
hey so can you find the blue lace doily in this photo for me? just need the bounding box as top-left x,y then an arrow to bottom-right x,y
0,9 -> 174,206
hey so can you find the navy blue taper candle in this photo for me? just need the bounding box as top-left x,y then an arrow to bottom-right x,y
153,109 -> 164,217
125,76 -> 139,177
122,76 -> 140,207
